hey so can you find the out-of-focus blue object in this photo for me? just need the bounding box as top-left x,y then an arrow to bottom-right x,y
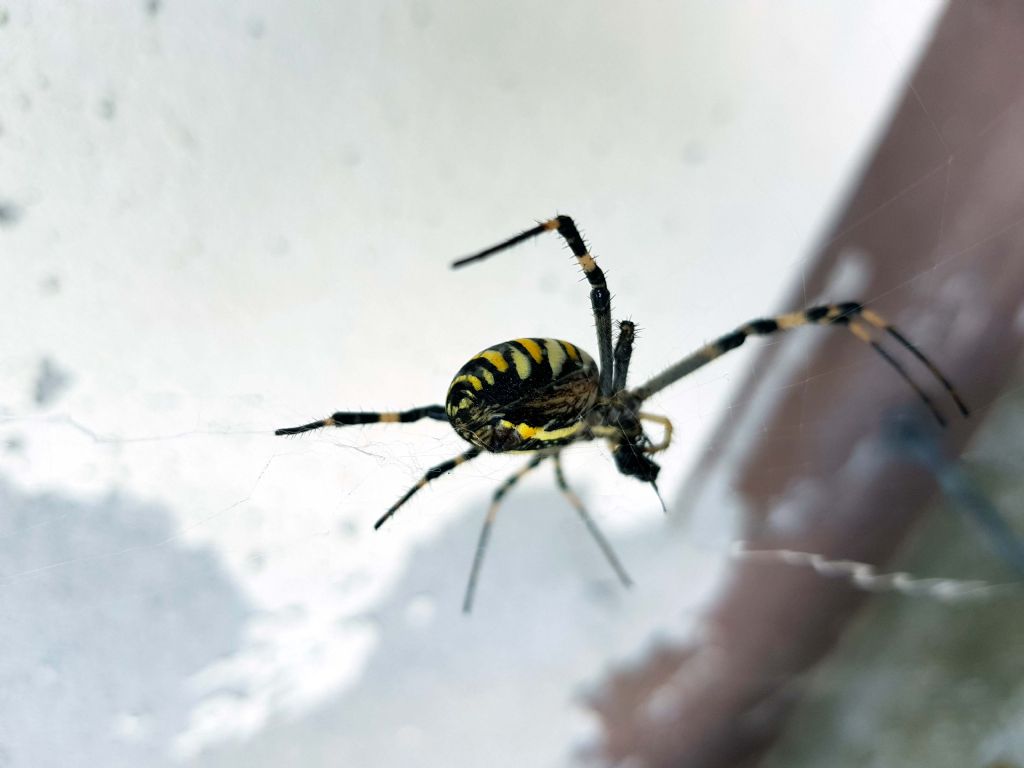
883,406 -> 1024,577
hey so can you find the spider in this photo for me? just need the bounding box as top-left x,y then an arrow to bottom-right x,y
276,216 -> 969,612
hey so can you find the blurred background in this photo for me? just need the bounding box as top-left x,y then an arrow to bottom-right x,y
2,1 -> 1022,766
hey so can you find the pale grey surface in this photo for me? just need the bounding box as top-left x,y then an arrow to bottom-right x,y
0,479 -> 248,768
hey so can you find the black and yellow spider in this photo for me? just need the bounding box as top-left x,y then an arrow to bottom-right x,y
277,216 -> 968,611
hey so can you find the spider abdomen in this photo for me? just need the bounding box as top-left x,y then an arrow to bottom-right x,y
446,338 -> 599,453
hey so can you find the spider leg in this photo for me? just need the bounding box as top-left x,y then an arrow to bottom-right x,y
375,447 -> 482,530
638,412 -> 673,453
859,308 -> 969,416
845,320 -> 947,426
612,320 -> 636,392
452,215 -> 616,397
631,302 -> 968,426
553,454 -> 633,588
463,453 -> 549,613
275,404 -> 448,435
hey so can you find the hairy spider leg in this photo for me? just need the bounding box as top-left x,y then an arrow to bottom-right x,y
552,454 -> 633,588
630,303 -> 968,427
375,447 -> 482,530
452,216 -> 617,397
612,320 -> 636,392
463,453 -> 548,613
859,308 -> 969,416
275,404 -> 448,435
846,320 -> 947,426
461,451 -> 635,613
276,405 -> 481,530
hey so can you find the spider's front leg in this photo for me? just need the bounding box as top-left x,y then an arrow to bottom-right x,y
612,320 -> 636,392
631,303 -> 969,427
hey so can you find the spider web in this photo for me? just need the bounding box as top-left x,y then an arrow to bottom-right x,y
1,3 -> 1022,767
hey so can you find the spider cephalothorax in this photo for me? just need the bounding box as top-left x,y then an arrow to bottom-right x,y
277,215 -> 968,611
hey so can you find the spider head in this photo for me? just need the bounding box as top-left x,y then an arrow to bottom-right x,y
611,440 -> 661,482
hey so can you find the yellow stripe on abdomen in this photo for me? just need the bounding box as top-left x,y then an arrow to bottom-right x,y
515,338 -> 544,363
452,374 -> 484,391
544,338 -> 567,377
476,349 -> 509,372
508,346 -> 532,380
